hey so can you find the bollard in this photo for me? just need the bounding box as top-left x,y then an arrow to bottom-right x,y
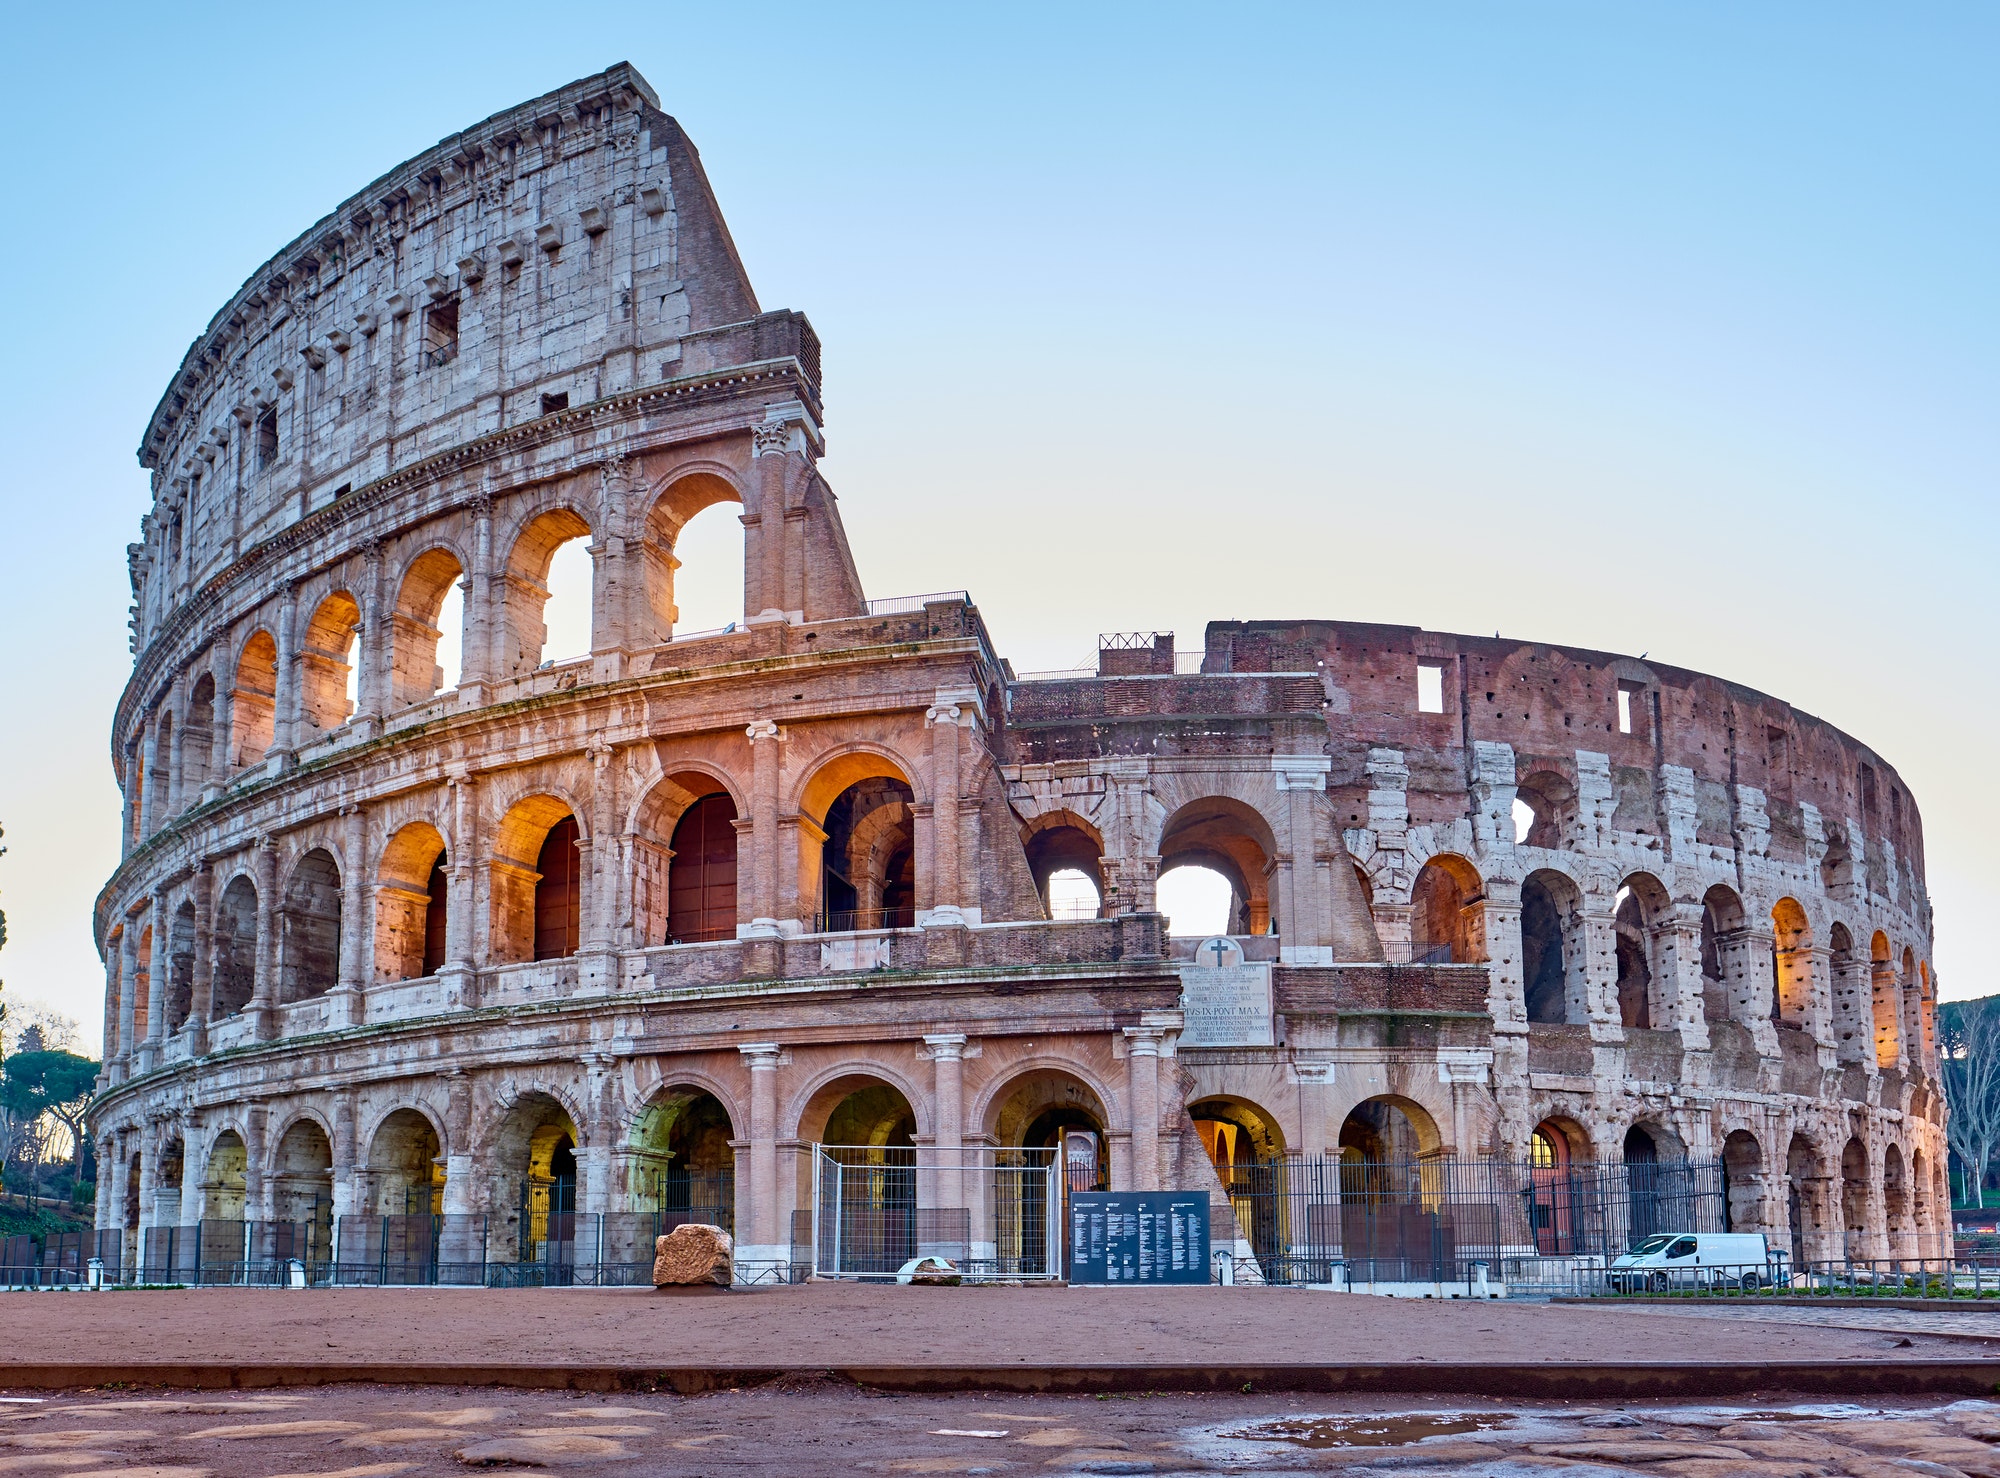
1472,1260 -> 1490,1297
286,1258 -> 306,1290
86,1258 -> 103,1291
1217,1251 -> 1235,1286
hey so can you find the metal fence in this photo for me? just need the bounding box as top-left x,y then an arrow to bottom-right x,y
1213,1156 -> 1727,1285
1566,1255 -> 1992,1300
812,1145 -> 1064,1281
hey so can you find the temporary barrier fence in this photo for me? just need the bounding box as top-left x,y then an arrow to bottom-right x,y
812,1144 -> 1064,1281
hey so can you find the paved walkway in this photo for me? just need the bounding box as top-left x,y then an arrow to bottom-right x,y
0,1284 -> 1993,1392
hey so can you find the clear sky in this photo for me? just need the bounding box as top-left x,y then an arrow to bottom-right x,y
2,4 -> 1994,1051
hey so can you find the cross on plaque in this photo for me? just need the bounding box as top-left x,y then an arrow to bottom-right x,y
1206,938 -> 1231,966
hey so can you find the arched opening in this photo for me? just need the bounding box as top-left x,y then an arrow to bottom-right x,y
368,1108 -> 444,1217
667,793 -> 739,944
149,712 -> 174,821
1614,873 -> 1672,1030
1020,813 -> 1105,922
165,900 -> 196,1032
183,674 -> 215,797
123,1153 -> 143,1233
1883,1143 -> 1908,1258
272,1119 -> 334,1258
631,1087 -> 735,1229
204,1131 -> 247,1221
1920,961 -> 1936,1058
300,591 -> 362,733
278,848 -> 342,1002
1721,1129 -> 1765,1235
1871,931 -> 1901,1067
1902,946 -> 1922,1061
1158,798 -> 1278,938
1840,1136 -> 1871,1258
644,471 -> 747,643
1527,1118 -> 1588,1254
808,1077 -> 920,1275
1699,884 -> 1744,1025
1513,772 -> 1575,849
986,1071 -> 1109,1273
1338,1096 -> 1438,1173
132,925 -> 152,1042
1407,854 -> 1482,966
211,875 -> 257,1017
158,1138 -> 186,1222
818,778 -> 916,932
1786,1133 -> 1821,1265
490,796 -> 581,964
390,548 -> 465,708
1624,1124 -> 1663,1240
492,1094 -> 581,1262
1821,832 -> 1855,896
232,630 -> 277,768
1770,897 -> 1813,1026
375,822 -> 448,983
1191,1095 -> 1287,1262
1911,1147 -> 1932,1255
502,508 -> 594,675
1828,922 -> 1863,1058
1521,869 -> 1581,1022
1156,864 -> 1233,937
1332,1097 -> 1449,1279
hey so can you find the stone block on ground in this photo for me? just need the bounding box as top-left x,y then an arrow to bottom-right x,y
653,1224 -> 732,1288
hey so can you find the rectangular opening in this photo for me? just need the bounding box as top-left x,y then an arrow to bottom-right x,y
540,391 -> 569,416
422,297 -> 459,368
1417,662 -> 1444,714
1616,681 -> 1645,735
256,408 -> 278,473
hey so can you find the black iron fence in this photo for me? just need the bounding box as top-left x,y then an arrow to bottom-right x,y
1213,1155 -> 1727,1284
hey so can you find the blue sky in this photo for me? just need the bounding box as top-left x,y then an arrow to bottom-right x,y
2,4 -> 1994,1046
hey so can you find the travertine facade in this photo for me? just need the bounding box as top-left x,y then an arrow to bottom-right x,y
91,64 -> 1946,1277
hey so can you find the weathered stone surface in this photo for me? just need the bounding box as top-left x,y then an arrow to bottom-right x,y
84,62 -> 1949,1285
652,1225 -> 731,1288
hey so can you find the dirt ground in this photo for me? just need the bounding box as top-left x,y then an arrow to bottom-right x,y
0,1283 -> 1993,1374
5,1384 -> 2000,1475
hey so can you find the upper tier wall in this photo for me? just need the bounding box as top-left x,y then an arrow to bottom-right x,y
128,62 -> 780,656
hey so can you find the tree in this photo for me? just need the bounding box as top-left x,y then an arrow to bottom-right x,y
1940,995 -> 2000,1207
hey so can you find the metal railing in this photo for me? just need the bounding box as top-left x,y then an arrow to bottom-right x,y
811,1144 -> 1064,1281
813,906 -> 915,933
1571,1255 -> 1988,1300
865,591 -> 969,616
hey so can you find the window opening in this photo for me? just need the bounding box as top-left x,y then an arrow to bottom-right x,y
256,409 -> 278,473
1616,683 -> 1638,734
532,815 -> 582,961
1156,865 -> 1232,938
666,793 -> 739,943
539,392 -> 569,416
540,537 -> 593,665
422,297 -> 459,368
1417,662 -> 1444,714
422,857 -> 449,977
433,578 -> 464,691
1512,798 -> 1535,845
1046,868 -> 1100,921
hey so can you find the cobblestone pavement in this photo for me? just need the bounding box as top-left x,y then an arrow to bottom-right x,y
5,1386 -> 2000,1476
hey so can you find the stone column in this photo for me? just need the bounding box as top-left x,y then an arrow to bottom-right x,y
460,495 -> 496,700
353,542 -> 387,734
188,862 -> 213,1055
739,1044 -> 783,1265
100,947 -> 122,1087
578,1053 -> 613,1215
747,422 -> 791,623
166,694 -> 186,820
743,722 -> 782,936
925,1034 -> 967,1217
139,891 -> 167,1072
1124,1026 -> 1164,1191
1657,902 -> 1712,1051
330,1095 -> 358,1263
1271,755 -> 1334,962
121,747 -> 140,859
440,770 -> 477,1006
922,694 -> 971,923
250,838 -> 280,1040
116,919 -> 141,1072
244,1107 -> 269,1228
331,804 -> 369,1026
271,583 -> 301,761
206,658 -> 231,801
442,1069 -> 475,1217
1580,902 -> 1622,1036
579,743 -> 617,989
137,716 -> 161,841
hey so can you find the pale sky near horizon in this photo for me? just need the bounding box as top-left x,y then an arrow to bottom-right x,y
1,4 -> 1995,1052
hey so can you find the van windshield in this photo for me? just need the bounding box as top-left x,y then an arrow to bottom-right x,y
1629,1234 -> 1677,1255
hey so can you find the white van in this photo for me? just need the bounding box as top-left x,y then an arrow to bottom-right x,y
1609,1232 -> 1779,1291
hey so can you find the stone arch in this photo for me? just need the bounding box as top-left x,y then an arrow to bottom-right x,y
365,1105 -> 446,1217
211,872 -> 258,1017
390,545 -> 467,708
1770,897 -> 1813,1026
269,1114 -> 334,1227
202,1127 -> 249,1222
165,898 -> 197,1032
1521,867 -> 1585,1022
375,820 -> 448,982
1188,1093 -> 1287,1174
299,589 -> 362,734
1871,930 -> 1901,1067
1339,1094 -> 1445,1163
793,743 -> 928,821
1826,921 -> 1864,1059
629,767 -> 746,947
1158,795 -> 1281,938
183,671 -> 215,797
1785,1132 -> 1825,1265
984,1067 -> 1114,1155
1840,1134 -> 1872,1258
278,847 -> 342,1003
630,1082 -> 738,1223
1614,871 -> 1673,1030
499,504 -> 595,677
789,1063 -> 930,1147
1514,769 -> 1577,849
231,628 -> 278,767
1699,883 -> 1746,1025
796,748 -> 922,931
1721,1127 -> 1766,1236
1407,852 -> 1483,966
486,1088 -> 583,1254
1883,1141 -> 1909,1258
1020,810 -> 1106,921
490,793 -> 585,964
642,465 -> 749,641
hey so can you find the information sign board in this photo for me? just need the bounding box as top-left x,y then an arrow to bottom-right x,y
1067,1191 -> 1210,1284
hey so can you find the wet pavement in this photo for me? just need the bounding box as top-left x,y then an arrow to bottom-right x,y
5,1385 -> 2000,1475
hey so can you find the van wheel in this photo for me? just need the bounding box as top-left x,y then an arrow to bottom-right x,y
1648,1271 -> 1669,1292
1738,1271 -> 1762,1291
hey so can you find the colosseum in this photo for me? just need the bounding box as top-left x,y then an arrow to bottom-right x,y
89,63 -> 1947,1290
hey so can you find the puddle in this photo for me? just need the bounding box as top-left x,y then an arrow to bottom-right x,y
1227,1413 -> 1513,1448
